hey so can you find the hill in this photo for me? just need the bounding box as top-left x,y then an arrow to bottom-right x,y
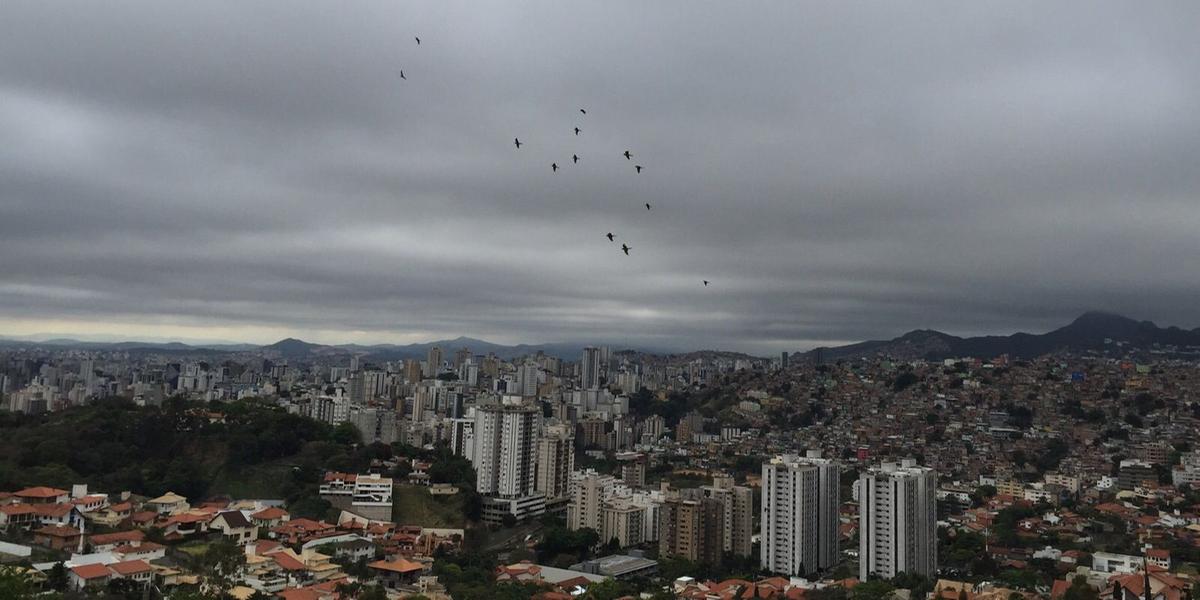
803,312 -> 1200,361
0,399 -> 369,519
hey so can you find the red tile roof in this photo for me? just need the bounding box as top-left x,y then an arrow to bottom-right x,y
269,552 -> 308,572
71,563 -> 111,580
15,486 -> 69,499
89,530 -> 145,546
35,524 -> 80,538
251,506 -> 289,520
369,558 -> 424,573
109,560 -> 152,576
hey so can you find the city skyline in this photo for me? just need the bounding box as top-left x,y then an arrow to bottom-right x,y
6,2 -> 1200,354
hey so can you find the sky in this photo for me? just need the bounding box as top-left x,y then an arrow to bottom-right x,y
3,1 -> 1200,354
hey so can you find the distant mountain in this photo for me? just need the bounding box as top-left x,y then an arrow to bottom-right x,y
0,333 -> 598,360
803,312 -> 1200,361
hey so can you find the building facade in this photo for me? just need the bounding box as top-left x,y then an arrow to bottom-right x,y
858,459 -> 937,580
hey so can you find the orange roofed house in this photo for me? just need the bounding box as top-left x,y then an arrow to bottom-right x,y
369,558 -> 426,589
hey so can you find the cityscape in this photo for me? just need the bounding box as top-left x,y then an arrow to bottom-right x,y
3,312 -> 1200,599
5,2 -> 1200,600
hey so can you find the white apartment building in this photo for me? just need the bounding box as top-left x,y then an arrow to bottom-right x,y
760,452 -> 840,576
859,459 -> 937,580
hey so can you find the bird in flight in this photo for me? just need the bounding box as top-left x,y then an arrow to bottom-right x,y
580,108 -> 588,115
623,150 -> 632,160
703,280 -> 709,286
635,165 -> 643,173
645,203 -> 651,210
415,36 -> 421,45
606,233 -> 615,242
551,163 -> 559,172
400,70 -> 406,80
621,244 -> 631,255
572,154 -> 579,164
514,138 -> 522,149
575,127 -> 581,136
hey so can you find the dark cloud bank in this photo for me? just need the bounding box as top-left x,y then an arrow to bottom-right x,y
3,1 -> 1200,353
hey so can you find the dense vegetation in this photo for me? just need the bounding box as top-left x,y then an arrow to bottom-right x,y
0,398 -> 376,515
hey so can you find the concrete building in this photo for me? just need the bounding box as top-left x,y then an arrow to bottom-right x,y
601,498 -> 645,548
568,473 -> 617,532
535,425 -> 575,501
703,483 -> 754,560
659,492 -> 724,565
472,400 -> 542,523
349,407 -> 397,445
760,453 -> 840,576
319,473 -> 394,522
581,347 -> 604,390
858,459 -> 937,580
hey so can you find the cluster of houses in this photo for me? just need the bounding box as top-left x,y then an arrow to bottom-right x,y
0,478 -> 463,598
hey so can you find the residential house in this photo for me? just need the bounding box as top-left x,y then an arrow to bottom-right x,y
145,491 -> 189,515
89,530 -> 145,553
14,486 -> 70,505
369,557 -> 425,589
209,510 -> 258,545
250,506 -> 290,529
33,524 -> 81,551
0,503 -> 38,530
71,494 -> 110,514
69,563 -> 111,591
108,559 -> 154,588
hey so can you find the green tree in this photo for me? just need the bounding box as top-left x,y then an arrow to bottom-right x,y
0,566 -> 38,600
45,561 -> 69,592
852,579 -> 896,600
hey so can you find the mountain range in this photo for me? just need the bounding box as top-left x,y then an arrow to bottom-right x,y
4,312 -> 1200,361
801,311 -> 1200,361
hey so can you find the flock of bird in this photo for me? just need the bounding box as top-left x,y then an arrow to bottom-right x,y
406,35 -> 709,288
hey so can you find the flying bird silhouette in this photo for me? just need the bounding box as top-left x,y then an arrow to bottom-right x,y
575,127 -> 581,135
645,203 -> 651,210
572,154 -> 579,164
635,165 -> 643,173
580,108 -> 587,114
551,163 -> 559,172
415,36 -> 421,45
400,70 -> 406,80
703,280 -> 709,286
514,138 -> 522,149
623,150 -> 632,160
606,233 -> 615,242
621,244 -> 631,255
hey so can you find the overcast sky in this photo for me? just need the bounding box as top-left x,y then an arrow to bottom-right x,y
3,2 -> 1200,354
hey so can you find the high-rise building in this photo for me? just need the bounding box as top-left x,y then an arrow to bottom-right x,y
581,346 -> 603,390
620,458 -> 646,488
761,453 -> 840,576
349,372 -> 366,405
780,352 -> 789,370
349,407 -> 398,445
472,401 -> 540,498
517,362 -> 540,398
425,346 -> 443,379
659,492 -> 724,565
703,482 -> 754,559
449,418 -> 474,458
535,425 -> 575,501
404,359 -> 423,384
568,472 -> 616,532
859,459 -> 937,580
602,497 -> 645,548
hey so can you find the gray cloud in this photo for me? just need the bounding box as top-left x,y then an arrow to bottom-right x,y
3,1 -> 1200,354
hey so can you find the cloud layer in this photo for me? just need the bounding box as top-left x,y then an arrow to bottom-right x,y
3,1 -> 1200,353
